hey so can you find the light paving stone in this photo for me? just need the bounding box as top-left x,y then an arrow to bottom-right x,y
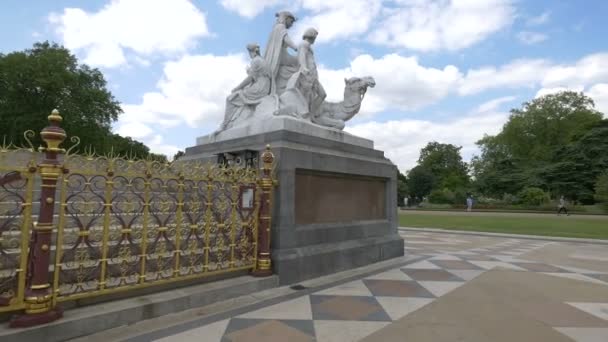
558,266 -> 608,275
492,255 -> 527,263
554,327 -> 608,342
237,295 -> 313,320
403,260 -> 441,269
314,280 -> 374,297
542,273 -> 608,286
153,319 -> 229,342
428,254 -> 463,261
365,269 -> 412,281
417,281 -> 465,297
467,261 -> 527,271
566,302 -> 608,321
374,297 -> 434,321
313,320 -> 390,342
444,269 -> 486,281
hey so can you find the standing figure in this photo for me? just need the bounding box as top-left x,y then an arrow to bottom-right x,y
466,195 -> 473,212
557,195 -> 570,216
295,28 -> 326,115
264,11 -> 299,96
219,43 -> 271,131
275,28 -> 327,118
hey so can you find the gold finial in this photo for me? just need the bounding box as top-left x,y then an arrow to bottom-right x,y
48,108 -> 63,123
265,144 -> 271,149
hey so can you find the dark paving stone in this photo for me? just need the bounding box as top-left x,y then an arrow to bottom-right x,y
362,279 -> 436,298
401,269 -> 464,281
310,295 -> 391,321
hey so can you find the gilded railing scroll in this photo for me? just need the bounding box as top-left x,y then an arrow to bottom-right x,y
0,142 -> 37,314
52,151 -> 264,302
1,109 -> 277,328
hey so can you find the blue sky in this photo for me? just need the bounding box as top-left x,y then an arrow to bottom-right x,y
1,0 -> 607,171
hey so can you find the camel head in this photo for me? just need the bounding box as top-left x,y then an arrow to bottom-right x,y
344,76 -> 376,98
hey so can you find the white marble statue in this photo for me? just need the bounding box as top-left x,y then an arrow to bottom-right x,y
263,11 -> 299,96
213,11 -> 376,133
218,43 -> 271,131
274,28 -> 327,119
311,76 -> 376,129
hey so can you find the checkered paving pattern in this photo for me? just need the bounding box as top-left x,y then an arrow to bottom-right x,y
148,231 -> 608,342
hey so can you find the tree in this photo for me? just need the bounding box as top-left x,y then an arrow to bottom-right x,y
594,173 -> 608,210
173,150 -> 185,161
0,42 -> 122,150
0,41 -> 163,161
498,91 -> 602,163
517,187 -> 550,206
397,172 -> 408,206
473,91 -> 604,198
407,166 -> 435,200
544,119 -> 608,202
417,141 -> 469,191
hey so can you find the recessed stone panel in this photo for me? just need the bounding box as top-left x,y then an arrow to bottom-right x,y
295,170 -> 387,225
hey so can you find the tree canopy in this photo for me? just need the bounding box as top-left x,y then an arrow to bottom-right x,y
0,42 -> 166,162
472,91 -> 606,203
401,91 -> 606,207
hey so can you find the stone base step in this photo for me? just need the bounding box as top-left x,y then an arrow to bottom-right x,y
0,274 -> 278,342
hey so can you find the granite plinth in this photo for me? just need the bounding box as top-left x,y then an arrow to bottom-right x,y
184,123 -> 403,285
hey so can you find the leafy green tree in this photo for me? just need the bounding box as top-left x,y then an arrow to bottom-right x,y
0,42 -> 121,150
517,187 -> 550,206
418,142 -> 469,190
594,173 -> 608,210
428,188 -> 455,204
474,92 -> 604,198
0,41 -> 163,161
407,166 -> 435,200
498,91 -> 602,163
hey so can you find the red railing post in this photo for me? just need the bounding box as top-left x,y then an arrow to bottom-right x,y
10,109 -> 65,327
252,145 -> 275,277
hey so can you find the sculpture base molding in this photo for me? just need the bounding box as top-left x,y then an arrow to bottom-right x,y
185,121 -> 403,285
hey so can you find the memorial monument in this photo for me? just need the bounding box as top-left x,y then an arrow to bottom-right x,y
183,11 -> 404,285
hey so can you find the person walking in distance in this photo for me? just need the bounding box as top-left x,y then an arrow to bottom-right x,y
466,195 -> 473,212
557,195 -> 569,216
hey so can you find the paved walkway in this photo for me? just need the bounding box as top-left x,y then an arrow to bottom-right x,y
73,231 -> 608,342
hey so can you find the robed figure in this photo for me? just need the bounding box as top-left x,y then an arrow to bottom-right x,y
263,11 -> 299,96
219,43 -> 271,131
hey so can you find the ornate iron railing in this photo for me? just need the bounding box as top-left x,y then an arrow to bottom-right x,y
0,110 -> 276,328
0,144 -> 37,314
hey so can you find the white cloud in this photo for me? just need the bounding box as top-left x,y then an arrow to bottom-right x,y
459,53 -> 608,96
526,11 -> 550,26
587,83 -> 608,115
345,103 -> 510,171
459,59 -> 550,95
49,0 -> 210,68
220,0 -> 284,18
541,53 -> 608,88
118,53 -> 248,129
369,0 -> 516,51
475,96 -> 517,113
293,0 -> 383,43
318,54 -> 461,115
517,31 -> 548,45
146,135 -> 181,157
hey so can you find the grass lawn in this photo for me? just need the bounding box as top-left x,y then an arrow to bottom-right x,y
399,213 -> 608,240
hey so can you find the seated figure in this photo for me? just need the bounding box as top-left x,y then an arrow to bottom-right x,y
219,43 -> 271,131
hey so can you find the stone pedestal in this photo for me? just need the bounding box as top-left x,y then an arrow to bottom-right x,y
184,117 -> 404,285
